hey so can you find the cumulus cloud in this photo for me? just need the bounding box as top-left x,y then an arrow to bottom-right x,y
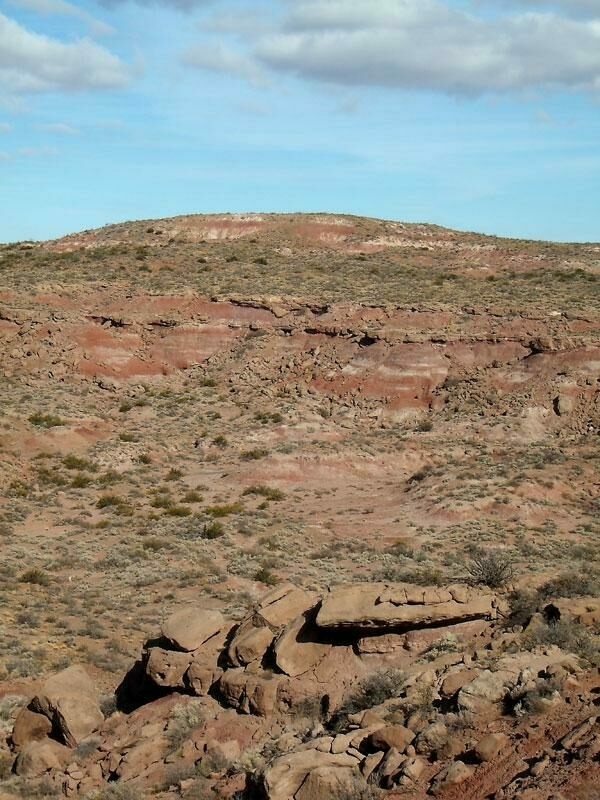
0,12 -> 131,95
100,0 -> 216,9
248,0 -> 600,95
502,1 -> 600,15
182,42 -> 267,85
8,0 -> 114,36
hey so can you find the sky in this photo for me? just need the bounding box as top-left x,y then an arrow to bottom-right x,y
0,0 -> 599,242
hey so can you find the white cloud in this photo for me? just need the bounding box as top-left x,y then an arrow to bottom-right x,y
501,1 -> 600,16
0,122 -> 11,132
182,42 -> 268,86
39,122 -> 79,134
8,0 -> 114,36
0,12 -> 131,95
100,0 -> 216,9
249,0 -> 600,95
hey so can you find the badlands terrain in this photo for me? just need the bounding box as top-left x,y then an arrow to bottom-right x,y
0,213 -> 599,800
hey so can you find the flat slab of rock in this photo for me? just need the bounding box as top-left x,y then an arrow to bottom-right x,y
161,606 -> 225,652
254,583 -> 320,630
316,583 -> 495,631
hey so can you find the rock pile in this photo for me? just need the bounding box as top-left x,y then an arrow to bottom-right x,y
8,582 -> 600,799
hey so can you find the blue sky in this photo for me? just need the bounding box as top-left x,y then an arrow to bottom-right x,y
0,0 -> 599,242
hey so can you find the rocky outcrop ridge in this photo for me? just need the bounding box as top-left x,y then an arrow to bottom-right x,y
7,583 -> 600,800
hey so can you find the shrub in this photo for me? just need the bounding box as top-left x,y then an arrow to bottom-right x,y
254,566 -> 279,586
71,473 -> 92,488
466,550 -> 515,588
201,521 -> 225,539
506,588 -> 539,628
62,455 -> 97,471
242,485 -> 285,501
341,668 -> 407,717
416,419 -> 433,432
183,490 -> 203,503
539,571 -> 600,600
19,568 -> 49,586
205,503 -> 243,517
166,468 -> 184,481
166,701 -> 206,749
523,620 -> 600,667
165,505 -> 192,517
28,412 -> 65,428
241,448 -> 269,461
95,785 -> 144,800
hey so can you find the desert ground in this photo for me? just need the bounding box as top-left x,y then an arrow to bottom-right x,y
0,213 -> 598,800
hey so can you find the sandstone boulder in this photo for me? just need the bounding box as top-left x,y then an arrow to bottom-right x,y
161,606 -> 225,652
474,732 -> 509,762
261,749 -> 361,800
146,647 -> 192,689
227,583 -> 319,667
186,662 -> 223,696
316,583 -> 495,631
228,622 -> 274,667
14,739 -> 71,777
218,668 -> 281,717
369,725 -> 415,754
457,669 -> 515,717
274,614 -> 330,678
30,665 -> 103,747
11,708 -> 52,750
430,760 -> 474,795
255,583 -> 320,630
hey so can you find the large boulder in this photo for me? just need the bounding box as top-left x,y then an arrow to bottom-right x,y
218,668 -> 282,717
29,665 -> 103,748
228,584 -> 319,668
13,739 -> 71,777
316,583 -> 496,631
161,606 -> 225,652
11,708 -> 52,750
146,647 -> 192,689
261,749 -> 361,800
273,614 -> 330,678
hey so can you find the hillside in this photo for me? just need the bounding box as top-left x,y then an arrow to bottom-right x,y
0,214 -> 599,800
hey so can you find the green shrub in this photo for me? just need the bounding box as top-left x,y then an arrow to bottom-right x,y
62,454 -> 96,471
28,412 -> 65,428
539,571 -> 600,600
205,502 -> 243,517
254,566 -> 279,586
165,505 -> 192,517
466,550 -> 515,588
241,448 -> 269,461
201,521 -> 225,539
19,568 -> 49,586
339,668 -> 407,718
242,485 -> 285,501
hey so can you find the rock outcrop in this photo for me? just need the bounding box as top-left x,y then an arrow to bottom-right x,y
316,583 -> 496,631
9,582 -> 600,800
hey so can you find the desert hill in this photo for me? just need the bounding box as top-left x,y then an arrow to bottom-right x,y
0,214 -> 598,799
